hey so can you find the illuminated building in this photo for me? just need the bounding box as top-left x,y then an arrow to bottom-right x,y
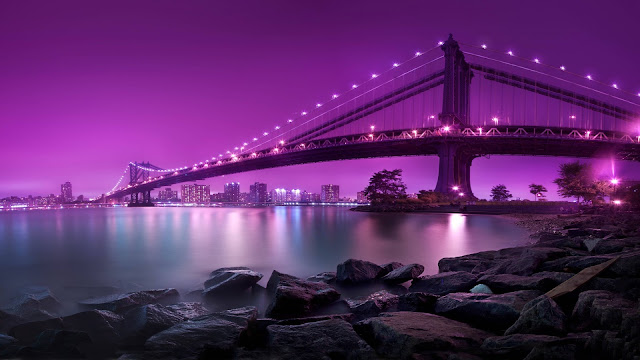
181,183 -> 210,204
321,184 -> 339,203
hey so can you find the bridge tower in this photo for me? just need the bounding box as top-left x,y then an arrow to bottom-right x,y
434,34 -> 476,197
128,161 -> 153,206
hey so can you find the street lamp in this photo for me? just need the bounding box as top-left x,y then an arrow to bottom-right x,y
452,186 -> 459,191
610,178 -> 619,204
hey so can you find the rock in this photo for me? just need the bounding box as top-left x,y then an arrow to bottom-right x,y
523,343 -> 578,360
0,309 -> 24,333
477,272 -> 572,294
216,306 -> 258,323
484,248 -> 569,276
470,284 -> 493,294
606,250 -> 640,277
438,250 -> 502,273
2,286 -> 62,321
482,334 -> 565,358
592,238 -> 639,254
30,329 -> 92,357
202,267 -> 263,297
78,289 -> 179,313
568,229 -> 589,237
380,262 -> 404,276
61,310 -> 123,356
505,296 -> 567,336
434,290 -> 541,332
396,292 -> 439,313
144,308 -> 254,357
583,239 -> 601,252
381,263 -> 424,284
121,304 -> 185,346
0,334 -> 17,347
336,259 -> 384,284
348,290 -> 399,321
409,271 -> 478,295
539,255 -> 612,273
165,302 -> 209,319
266,318 -> 376,359
8,317 -> 64,344
571,290 -> 637,332
306,272 -> 336,283
354,312 -> 491,359
265,271 -> 340,319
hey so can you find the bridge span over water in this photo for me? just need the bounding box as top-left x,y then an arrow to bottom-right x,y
99,35 -> 640,204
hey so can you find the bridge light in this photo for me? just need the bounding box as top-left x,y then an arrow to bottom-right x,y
263,132 -> 269,136
226,150 -> 230,154
438,41 -> 444,46
253,138 -> 258,141
275,126 -> 280,130
560,66 -> 566,71
429,115 -> 436,119
251,152 -> 257,157
477,127 -> 483,134
533,58 -> 540,64
612,83 -> 618,89
415,52 -> 422,56
452,186 -> 459,191
412,130 -> 418,136
569,115 -> 576,119
217,161 -> 222,164
243,142 -> 248,146
586,75 -> 593,80
481,44 -> 487,49
393,63 -> 399,67
637,92 -> 640,97
371,74 -> 378,79
234,147 -> 239,150
288,119 -> 293,122
443,126 -> 450,132
586,131 -> 591,137
173,171 -> 178,175
280,140 -> 285,145
610,178 -> 619,185
492,117 -> 499,124
459,192 -> 465,197
507,51 -> 514,56
332,94 -> 339,99
370,125 -> 375,131
301,111 -> 307,115
369,134 -> 374,138
316,103 -> 322,108
352,84 -> 358,89
273,148 -> 279,152
300,143 -> 305,148
613,200 -> 622,205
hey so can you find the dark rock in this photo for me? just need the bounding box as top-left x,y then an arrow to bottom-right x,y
348,290 -> 399,321
61,310 -> 123,356
265,271 -> 340,319
28,329 -> 92,357
216,306 -> 258,323
539,255 -> 612,273
482,334 -> 565,358
0,309 -> 24,333
273,313 -> 354,326
381,263 -> 424,284
2,286 -> 62,321
121,304 -> 185,346
266,318 -> 376,359
306,272 -> 336,283
203,267 -> 263,297
336,259 -> 384,284
354,312 -> 491,359
379,262 -> 404,276
568,229 -> 590,237
396,292 -> 439,313
524,343 -> 578,360
606,250 -> 640,277
144,308 -> 254,357
571,290 -> 637,332
434,290 -> 541,332
505,295 -> 567,336
477,272 -> 571,293
0,334 -> 17,347
581,276 -> 640,299
409,271 -> 478,295
484,248 -> 569,276
78,288 -> 179,313
438,250 -> 503,274
165,302 -> 209,319
8,317 -> 64,344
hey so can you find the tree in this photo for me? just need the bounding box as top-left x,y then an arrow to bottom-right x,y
529,184 -> 548,201
553,161 -> 596,203
491,184 -> 513,201
417,190 -> 448,204
363,169 -> 407,204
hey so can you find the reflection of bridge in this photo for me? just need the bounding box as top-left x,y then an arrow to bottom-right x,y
99,34 -> 640,204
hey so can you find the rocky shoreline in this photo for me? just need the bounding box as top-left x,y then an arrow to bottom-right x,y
1,213 -> 639,359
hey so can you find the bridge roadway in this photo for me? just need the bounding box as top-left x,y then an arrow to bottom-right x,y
104,126 -> 640,200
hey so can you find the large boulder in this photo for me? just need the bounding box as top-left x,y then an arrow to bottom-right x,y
29,329 -> 92,358
381,263 -> 424,284
0,334 -> 17,348
265,318 -> 376,360
0,310 -> 24,333
380,262 -> 404,276
265,271 -> 340,319
570,290 -> 637,332
8,317 -> 64,344
348,290 -> 399,321
483,248 -> 569,276
539,255 -> 612,273
354,312 -> 491,359
78,289 -> 179,313
434,290 -> 541,332
121,304 -> 186,346
396,292 -> 439,313
409,271 -> 478,295
482,334 -> 566,358
306,272 -> 336,284
438,248 -> 529,274
2,286 -> 62,321
477,272 -> 572,294
203,267 -> 263,298
605,250 -> 640,277
60,310 -> 124,356
144,307 -> 256,358
165,302 -> 209,319
336,259 -> 384,284
505,296 -> 567,336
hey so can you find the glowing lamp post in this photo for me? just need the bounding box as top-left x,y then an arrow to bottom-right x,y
610,178 -> 619,203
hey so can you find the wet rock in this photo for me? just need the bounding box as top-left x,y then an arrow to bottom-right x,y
354,312 -> 491,359
216,306 -> 258,323
505,295 -> 567,336
380,262 -> 404,276
484,248 -> 569,276
434,290 -> 541,332
477,272 -> 571,294
306,272 -> 336,283
8,317 -> 64,344
583,239 -> 602,252
265,271 -> 340,319
592,237 -> 639,254
539,255 -> 612,273
381,263 -> 424,284
438,250 -> 503,273
144,307 -> 255,357
470,284 -> 493,294
61,310 -> 123,356
0,310 -> 24,333
0,334 -> 17,347
409,271 -> 478,295
30,329 -> 92,357
336,259 -> 384,284
396,292 -> 439,313
606,250 -> 640,277
482,334 -> 565,358
78,288 -> 179,313
568,229 -> 589,237
266,318 -> 376,359
524,343 -> 578,360
165,302 -> 209,319
203,267 -> 263,298
2,286 -> 62,321
348,290 -> 399,321
121,304 -> 185,346
571,290 -> 637,332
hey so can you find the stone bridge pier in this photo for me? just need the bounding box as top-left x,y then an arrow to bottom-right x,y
434,142 -> 476,198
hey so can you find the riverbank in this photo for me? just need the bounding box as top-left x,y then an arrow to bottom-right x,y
0,213 -> 638,359
353,201 -> 580,215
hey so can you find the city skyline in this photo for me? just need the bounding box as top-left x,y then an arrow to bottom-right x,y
1,1 -> 640,201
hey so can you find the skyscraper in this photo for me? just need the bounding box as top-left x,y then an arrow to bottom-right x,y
158,187 -> 179,202
224,182 -> 240,202
321,184 -> 339,203
181,183 -> 210,204
270,188 -> 287,203
61,182 -> 73,203
249,182 -> 267,203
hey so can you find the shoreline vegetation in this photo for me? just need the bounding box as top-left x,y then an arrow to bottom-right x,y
1,214 -> 638,359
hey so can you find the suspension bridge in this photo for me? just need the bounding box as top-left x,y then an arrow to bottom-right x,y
98,34 -> 640,205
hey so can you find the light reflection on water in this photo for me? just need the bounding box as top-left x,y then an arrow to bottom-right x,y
0,207 -> 528,299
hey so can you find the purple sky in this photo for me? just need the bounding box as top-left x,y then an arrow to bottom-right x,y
1,0 -> 639,200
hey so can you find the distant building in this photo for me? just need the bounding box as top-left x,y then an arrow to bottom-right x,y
249,182 -> 268,203
181,183 -> 210,204
210,193 -> 226,202
290,189 -> 301,202
270,188 -> 287,203
301,192 -> 321,203
321,184 -> 339,203
357,191 -> 369,203
224,182 -> 240,202
239,192 -> 249,203
61,182 -> 73,203
158,187 -> 179,202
